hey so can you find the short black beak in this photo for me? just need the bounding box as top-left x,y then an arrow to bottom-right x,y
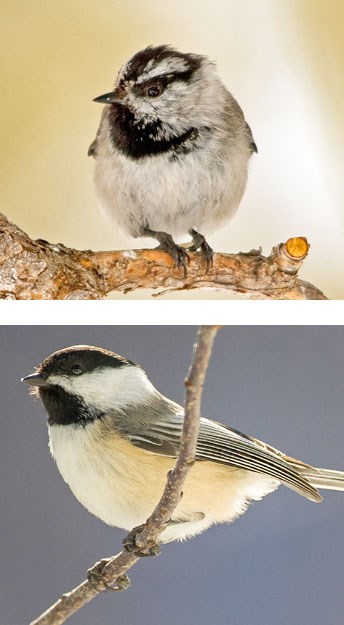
93,91 -> 123,104
21,372 -> 50,388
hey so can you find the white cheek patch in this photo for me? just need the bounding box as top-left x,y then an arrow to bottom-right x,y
137,58 -> 190,84
48,366 -> 155,412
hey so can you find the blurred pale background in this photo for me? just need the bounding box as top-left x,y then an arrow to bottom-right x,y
2,0 -> 344,298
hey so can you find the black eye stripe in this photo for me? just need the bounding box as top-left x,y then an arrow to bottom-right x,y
161,68 -> 195,84
134,69 -> 195,96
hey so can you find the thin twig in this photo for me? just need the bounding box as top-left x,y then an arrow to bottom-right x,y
29,326 -> 220,625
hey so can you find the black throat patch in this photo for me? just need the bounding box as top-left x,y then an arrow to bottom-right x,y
39,385 -> 102,428
108,105 -> 199,159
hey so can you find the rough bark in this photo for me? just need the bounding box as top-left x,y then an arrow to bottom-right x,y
28,326 -> 220,625
0,214 -> 327,299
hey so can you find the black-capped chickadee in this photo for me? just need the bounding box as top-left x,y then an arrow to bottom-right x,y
22,345 -> 344,545
89,45 -> 257,272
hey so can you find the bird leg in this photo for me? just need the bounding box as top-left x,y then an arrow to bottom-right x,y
141,227 -> 190,277
122,524 -> 162,557
187,228 -> 213,271
87,558 -> 131,592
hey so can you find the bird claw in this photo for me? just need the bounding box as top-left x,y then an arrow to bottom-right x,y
122,526 -> 161,558
141,227 -> 190,277
156,240 -> 190,277
87,559 -> 131,592
188,229 -> 213,271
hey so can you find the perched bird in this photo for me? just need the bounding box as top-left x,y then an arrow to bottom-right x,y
89,45 -> 257,272
23,345 -> 344,549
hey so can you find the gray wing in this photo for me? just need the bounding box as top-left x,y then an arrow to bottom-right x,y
88,109 -> 107,158
245,122 -> 258,153
88,138 -> 98,157
126,411 -> 321,502
224,91 -> 257,154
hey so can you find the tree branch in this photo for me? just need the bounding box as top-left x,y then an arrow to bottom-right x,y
28,326 -> 220,625
0,214 -> 326,299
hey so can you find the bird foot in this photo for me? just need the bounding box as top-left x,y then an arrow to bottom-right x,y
188,229 -> 213,271
141,227 -> 189,277
156,236 -> 190,277
122,526 -> 161,558
87,558 -> 131,592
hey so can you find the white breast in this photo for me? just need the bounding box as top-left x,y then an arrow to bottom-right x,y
94,119 -> 250,240
48,423 -> 152,530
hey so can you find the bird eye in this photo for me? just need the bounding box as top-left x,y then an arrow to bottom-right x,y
146,85 -> 162,98
71,364 -> 83,376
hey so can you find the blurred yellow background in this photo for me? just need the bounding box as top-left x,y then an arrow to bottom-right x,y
2,0 -> 343,298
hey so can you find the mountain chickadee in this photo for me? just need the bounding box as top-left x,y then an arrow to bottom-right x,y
89,45 -> 257,272
23,345 -> 344,553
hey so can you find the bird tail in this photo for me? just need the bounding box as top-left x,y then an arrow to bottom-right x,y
292,463 -> 344,492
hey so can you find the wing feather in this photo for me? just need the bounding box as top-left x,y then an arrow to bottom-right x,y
127,412 -> 321,502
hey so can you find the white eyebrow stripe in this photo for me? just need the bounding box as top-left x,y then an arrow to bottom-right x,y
136,57 -> 190,84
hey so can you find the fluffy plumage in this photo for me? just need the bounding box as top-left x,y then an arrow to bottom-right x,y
23,345 -> 344,544
89,45 -> 257,268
